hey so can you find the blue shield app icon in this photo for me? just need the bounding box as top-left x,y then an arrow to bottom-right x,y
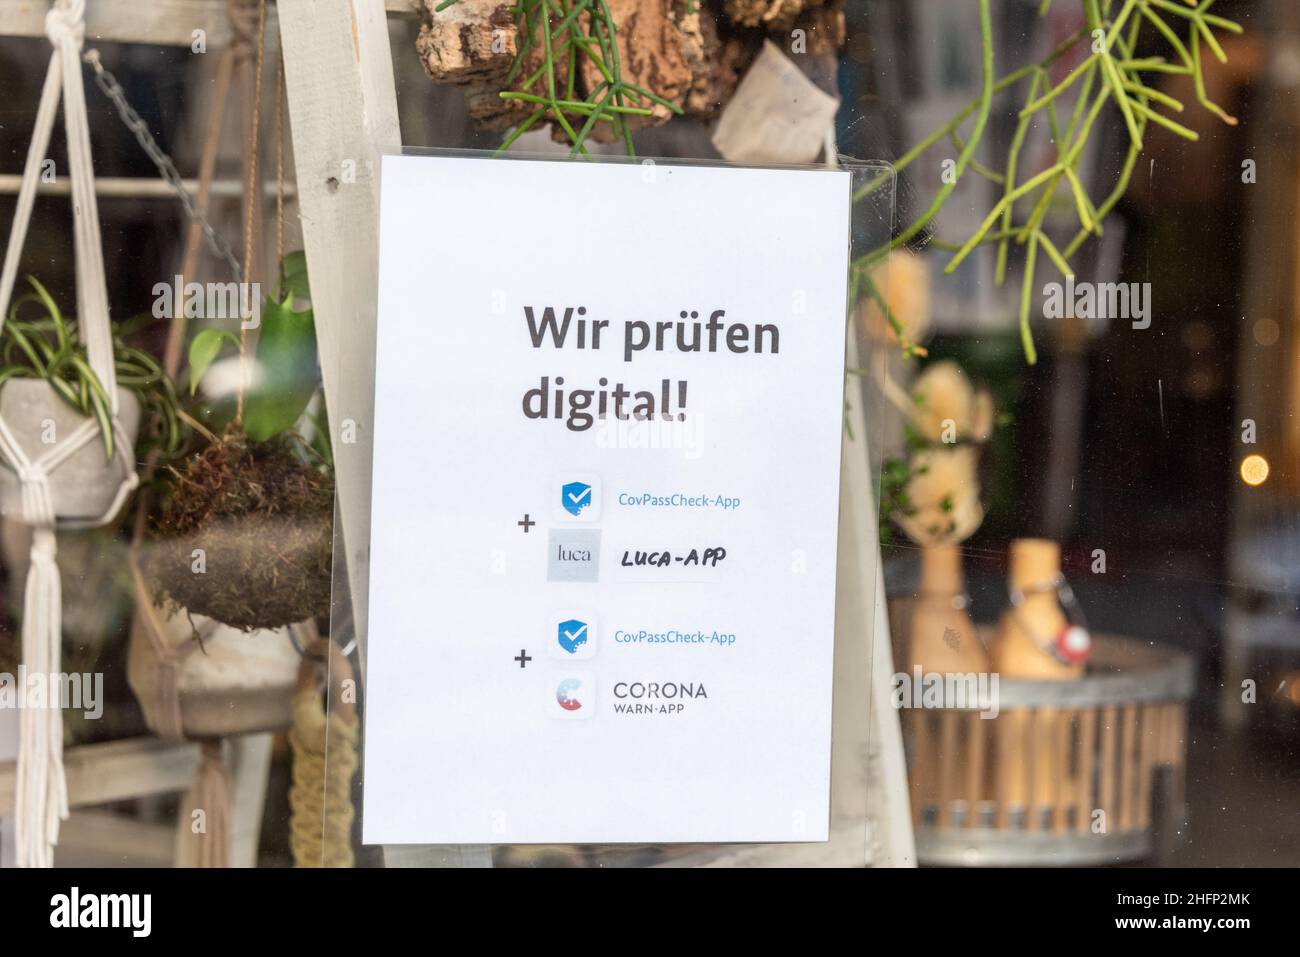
562,481 -> 593,517
557,619 -> 589,655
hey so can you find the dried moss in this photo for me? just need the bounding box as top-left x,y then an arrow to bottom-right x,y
148,432 -> 333,631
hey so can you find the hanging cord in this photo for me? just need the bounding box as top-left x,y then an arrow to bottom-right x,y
289,633 -> 358,867
235,0 -> 267,428
129,47 -> 238,548
0,1 -> 115,401
165,48 -> 240,378
275,48 -> 286,295
175,740 -> 231,867
82,50 -> 242,292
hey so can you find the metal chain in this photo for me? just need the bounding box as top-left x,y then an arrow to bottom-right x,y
82,48 -> 243,280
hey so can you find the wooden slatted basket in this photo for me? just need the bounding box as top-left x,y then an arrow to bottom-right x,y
897,627 -> 1195,866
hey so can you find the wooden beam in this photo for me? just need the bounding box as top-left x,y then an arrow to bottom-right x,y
59,810 -> 177,866
0,737 -> 200,816
0,0 -> 233,47
0,174 -> 295,200
0,1 -> 416,46
279,0 -> 401,679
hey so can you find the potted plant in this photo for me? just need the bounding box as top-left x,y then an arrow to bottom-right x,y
0,276 -> 180,520
129,253 -> 334,739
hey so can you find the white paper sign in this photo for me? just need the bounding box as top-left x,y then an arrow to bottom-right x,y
363,154 -> 851,845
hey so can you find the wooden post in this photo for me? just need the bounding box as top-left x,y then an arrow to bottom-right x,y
279,0 -> 401,681
279,0 -> 485,870
227,734 -> 275,867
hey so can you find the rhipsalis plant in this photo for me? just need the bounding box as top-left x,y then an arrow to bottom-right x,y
438,0 -> 685,157
858,0 -> 1243,364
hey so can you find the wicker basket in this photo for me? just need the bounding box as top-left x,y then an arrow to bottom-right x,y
898,620 -> 1194,866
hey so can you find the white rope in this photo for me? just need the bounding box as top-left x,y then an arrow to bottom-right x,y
15,529 -> 64,869
0,55 -> 62,330
51,0 -> 117,405
0,0 -> 138,867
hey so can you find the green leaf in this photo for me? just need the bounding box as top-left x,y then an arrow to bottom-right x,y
87,387 -> 114,459
279,250 -> 311,304
187,328 -> 239,395
243,296 -> 319,442
21,276 -> 68,350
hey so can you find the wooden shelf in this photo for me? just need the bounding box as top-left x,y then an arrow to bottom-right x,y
0,736 -> 199,817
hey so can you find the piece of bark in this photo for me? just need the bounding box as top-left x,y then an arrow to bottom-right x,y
725,0 -> 827,34
415,0 -> 756,139
415,0 -> 561,132
414,0 -> 518,85
579,0 -> 695,142
682,5 -> 755,119
782,0 -> 844,95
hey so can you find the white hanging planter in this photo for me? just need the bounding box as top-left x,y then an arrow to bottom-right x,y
126,554 -> 305,739
0,380 -> 139,521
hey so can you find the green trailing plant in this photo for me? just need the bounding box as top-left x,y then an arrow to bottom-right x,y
1,275 -> 181,459
856,0 -> 1243,364
439,0 -> 684,157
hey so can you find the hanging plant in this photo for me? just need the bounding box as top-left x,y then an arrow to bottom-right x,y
419,0 -> 691,155
856,0 -> 1246,364
418,0 -> 812,154
0,275 -> 180,461
147,252 -> 334,632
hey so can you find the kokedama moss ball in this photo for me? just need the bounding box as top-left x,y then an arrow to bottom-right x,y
149,434 -> 333,632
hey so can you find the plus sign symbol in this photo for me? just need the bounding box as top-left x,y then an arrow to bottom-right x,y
513,649 -> 532,669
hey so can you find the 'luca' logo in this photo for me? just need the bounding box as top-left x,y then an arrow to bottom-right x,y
50,887 -> 151,937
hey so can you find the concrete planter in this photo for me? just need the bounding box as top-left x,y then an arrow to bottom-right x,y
0,379 -> 140,522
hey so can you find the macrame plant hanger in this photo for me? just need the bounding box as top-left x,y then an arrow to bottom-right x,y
0,0 -> 139,868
